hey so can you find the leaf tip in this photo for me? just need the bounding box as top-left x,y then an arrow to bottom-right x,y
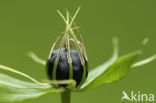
112,37 -> 119,43
112,37 -> 119,57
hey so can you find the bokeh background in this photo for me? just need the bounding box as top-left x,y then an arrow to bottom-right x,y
0,0 -> 156,103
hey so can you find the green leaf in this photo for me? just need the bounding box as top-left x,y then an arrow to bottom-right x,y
131,54 -> 156,68
0,73 -> 64,102
80,51 -> 141,91
74,38 -> 119,91
0,73 -> 50,89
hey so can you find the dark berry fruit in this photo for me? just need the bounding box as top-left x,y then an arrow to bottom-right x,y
47,48 -> 88,87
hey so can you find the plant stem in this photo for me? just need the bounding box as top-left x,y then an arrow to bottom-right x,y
61,90 -> 71,103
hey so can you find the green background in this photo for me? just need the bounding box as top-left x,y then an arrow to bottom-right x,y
0,0 -> 156,103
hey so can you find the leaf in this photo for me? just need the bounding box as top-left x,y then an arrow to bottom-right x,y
80,51 -> 141,91
131,54 -> 156,68
0,73 -> 50,89
0,73 -> 64,102
27,52 -> 46,66
0,64 -> 49,86
75,38 -> 119,91
0,85 -> 49,102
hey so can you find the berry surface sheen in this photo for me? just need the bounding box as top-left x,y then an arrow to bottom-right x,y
47,48 -> 88,86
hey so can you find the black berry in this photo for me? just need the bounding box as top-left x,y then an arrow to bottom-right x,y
47,48 -> 88,87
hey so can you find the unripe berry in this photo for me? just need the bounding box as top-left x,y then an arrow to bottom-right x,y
47,48 -> 88,87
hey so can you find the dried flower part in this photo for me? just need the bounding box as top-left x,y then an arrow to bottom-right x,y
46,7 -> 88,88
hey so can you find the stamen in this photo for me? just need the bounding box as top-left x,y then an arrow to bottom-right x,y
66,34 -> 73,79
49,33 -> 63,59
52,34 -> 66,80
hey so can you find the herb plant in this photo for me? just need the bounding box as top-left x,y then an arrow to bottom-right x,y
0,7 -> 156,103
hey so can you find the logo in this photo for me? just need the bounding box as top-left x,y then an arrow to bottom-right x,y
121,91 -> 155,102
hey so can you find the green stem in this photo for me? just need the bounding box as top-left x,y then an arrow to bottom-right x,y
61,90 -> 71,103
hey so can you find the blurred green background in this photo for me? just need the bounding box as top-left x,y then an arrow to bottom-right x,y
0,0 -> 156,103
